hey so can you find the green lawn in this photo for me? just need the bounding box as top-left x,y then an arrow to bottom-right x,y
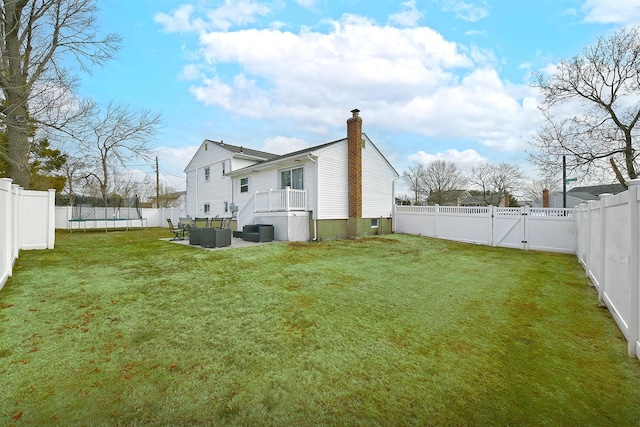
1,229 -> 639,426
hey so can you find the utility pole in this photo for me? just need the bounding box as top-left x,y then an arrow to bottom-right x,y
156,156 -> 160,209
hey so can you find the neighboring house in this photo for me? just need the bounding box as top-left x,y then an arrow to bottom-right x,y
147,191 -> 186,208
548,184 -> 626,208
461,192 -> 509,207
184,109 -> 399,241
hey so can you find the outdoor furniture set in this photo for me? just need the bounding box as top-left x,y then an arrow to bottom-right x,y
241,224 -> 275,242
167,218 -> 275,247
167,217 -> 232,248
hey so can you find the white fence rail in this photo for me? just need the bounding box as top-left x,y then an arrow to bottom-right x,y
1,178 -> 55,290
255,187 -> 307,212
576,179 -> 640,359
393,205 -> 575,253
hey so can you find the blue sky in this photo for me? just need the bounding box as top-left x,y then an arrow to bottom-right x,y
75,0 -> 640,194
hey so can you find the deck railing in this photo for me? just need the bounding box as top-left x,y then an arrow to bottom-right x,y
255,187 -> 307,212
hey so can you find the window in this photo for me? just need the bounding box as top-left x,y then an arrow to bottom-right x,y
204,167 -> 210,182
222,162 -> 225,175
204,203 -> 210,214
224,201 -> 229,213
371,218 -> 379,228
240,177 -> 249,193
280,167 -> 304,190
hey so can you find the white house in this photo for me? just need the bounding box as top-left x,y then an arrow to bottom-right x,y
184,141 -> 278,219
183,109 -> 399,241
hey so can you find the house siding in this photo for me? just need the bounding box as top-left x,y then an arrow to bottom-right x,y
316,140 -> 349,219
362,135 -> 396,218
184,143 -> 238,218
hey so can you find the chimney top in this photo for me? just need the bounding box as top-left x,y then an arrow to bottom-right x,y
351,108 -> 360,117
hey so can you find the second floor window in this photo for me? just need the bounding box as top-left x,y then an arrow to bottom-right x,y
204,167 -> 210,182
240,177 -> 249,193
280,167 -> 303,190
204,203 -> 210,214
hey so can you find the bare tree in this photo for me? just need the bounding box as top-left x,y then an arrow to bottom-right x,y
470,162 -> 524,206
422,160 -> 468,205
69,102 -> 162,205
0,0 -> 121,188
531,26 -> 640,189
60,155 -> 87,206
402,162 -> 426,205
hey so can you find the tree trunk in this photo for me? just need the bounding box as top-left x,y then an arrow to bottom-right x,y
3,0 -> 31,188
5,88 -> 31,188
6,122 -> 30,188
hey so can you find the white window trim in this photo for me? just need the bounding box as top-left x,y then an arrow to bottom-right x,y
279,166 -> 304,190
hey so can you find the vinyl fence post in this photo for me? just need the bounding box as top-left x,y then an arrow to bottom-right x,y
0,179 -> 12,289
585,200 -> 598,278
434,204 -> 439,238
490,206 -> 496,247
597,194 -> 613,305
626,179 -> 640,358
47,189 -> 56,249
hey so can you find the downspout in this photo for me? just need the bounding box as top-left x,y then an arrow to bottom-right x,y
391,178 -> 395,234
227,158 -> 234,206
307,154 -> 318,241
194,162 -> 198,217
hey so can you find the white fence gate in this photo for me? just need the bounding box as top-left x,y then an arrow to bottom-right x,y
393,205 -> 575,253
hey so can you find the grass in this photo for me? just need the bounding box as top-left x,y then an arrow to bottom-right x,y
1,228 -> 639,426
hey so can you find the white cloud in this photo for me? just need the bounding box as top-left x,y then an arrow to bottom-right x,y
408,148 -> 487,171
180,64 -> 204,80
156,145 -> 199,174
295,0 -> 316,9
154,5 -> 199,33
155,1 -> 271,33
262,136 -> 310,154
169,11 -> 541,152
441,0 -> 489,22
389,0 -> 424,28
582,0 -> 640,24
206,0 -> 271,31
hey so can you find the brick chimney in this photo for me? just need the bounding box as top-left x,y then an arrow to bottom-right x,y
542,189 -> 549,208
347,109 -> 363,237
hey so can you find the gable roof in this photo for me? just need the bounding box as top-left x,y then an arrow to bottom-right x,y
184,139 -> 279,172
226,133 -> 399,177
205,139 -> 279,161
563,191 -> 598,201
568,184 -> 625,196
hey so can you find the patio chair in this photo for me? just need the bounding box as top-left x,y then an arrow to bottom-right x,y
167,218 -> 186,240
194,217 -> 209,228
209,217 -> 224,229
179,217 -> 194,229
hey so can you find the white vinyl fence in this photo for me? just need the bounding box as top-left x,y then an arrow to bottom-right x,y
393,205 -> 576,253
0,178 -> 56,290
576,179 -> 640,359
